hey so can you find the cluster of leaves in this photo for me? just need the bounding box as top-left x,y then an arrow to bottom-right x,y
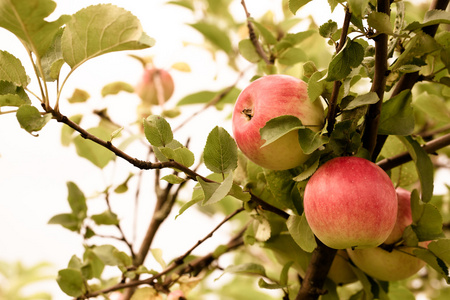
1,0 -> 450,299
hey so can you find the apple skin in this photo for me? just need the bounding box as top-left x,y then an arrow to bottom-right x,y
231,74 -> 324,170
136,68 -> 174,105
303,156 -> 398,249
384,187 -> 413,245
347,242 -> 429,281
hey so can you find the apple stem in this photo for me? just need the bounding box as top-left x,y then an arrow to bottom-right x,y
242,108 -> 253,120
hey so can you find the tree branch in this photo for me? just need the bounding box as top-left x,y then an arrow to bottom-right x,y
325,8 -> 352,134
241,0 -> 272,65
371,0 -> 450,159
377,132 -> 450,171
295,239 -> 337,300
362,0 -> 390,160
82,223 -> 246,299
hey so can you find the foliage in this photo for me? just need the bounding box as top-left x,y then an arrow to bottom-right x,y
1,0 -> 450,299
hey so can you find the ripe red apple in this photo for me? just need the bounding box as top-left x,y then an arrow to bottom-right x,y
303,156 -> 398,249
384,187 -> 413,245
347,242 -> 429,281
231,74 -> 324,170
135,68 -> 174,105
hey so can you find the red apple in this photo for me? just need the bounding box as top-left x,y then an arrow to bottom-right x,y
347,242 -> 429,281
231,74 -> 324,170
384,187 -> 413,245
136,68 -> 174,105
303,156 -> 398,249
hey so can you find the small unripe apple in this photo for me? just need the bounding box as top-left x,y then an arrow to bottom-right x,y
135,68 -> 174,105
347,242 -> 429,281
384,187 -> 413,245
327,250 -> 358,285
232,74 -> 324,170
347,187 -> 429,281
304,156 -> 398,249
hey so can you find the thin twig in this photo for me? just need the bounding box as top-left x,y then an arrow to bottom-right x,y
377,132 -> 450,171
241,0 -> 272,65
361,0 -> 390,160
82,223 -> 246,299
325,7 -> 352,134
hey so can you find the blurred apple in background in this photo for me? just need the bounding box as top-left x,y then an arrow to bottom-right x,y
136,68 -> 174,106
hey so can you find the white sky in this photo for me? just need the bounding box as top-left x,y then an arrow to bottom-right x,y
0,0 -> 446,299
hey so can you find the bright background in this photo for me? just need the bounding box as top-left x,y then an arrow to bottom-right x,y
0,0 -> 446,299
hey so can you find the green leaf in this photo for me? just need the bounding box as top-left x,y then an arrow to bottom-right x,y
56,268 -> 85,297
260,115 -> 303,148
239,39 -> 260,63
368,11 -> 393,34
277,47 -> 307,65
198,171 -> 233,206
189,21 -> 232,53
67,181 -> 87,219
161,174 -> 185,184
82,249 -> 105,279
40,28 -> 64,81
67,88 -> 90,103
73,127 -> 115,169
342,92 -> 379,110
143,115 -> 173,147
391,31 -> 440,70
203,126 -> 238,174
253,215 -> 272,242
61,4 -> 154,70
413,203 -> 444,241
258,278 -> 286,290
319,20 -> 338,38
0,0 -> 70,57
292,157 -> 320,182
287,214 -> 317,253
297,128 -> 329,154
276,30 -> 315,51
253,20 -> 277,45
263,169 -> 301,212
48,213 -> 80,232
414,92 -> 450,123
0,81 -> 31,107
114,173 -> 134,193
151,248 -> 166,269
92,244 -> 132,267
280,261 -> 294,286
176,87 -> 240,108
405,9 -> 450,31
398,136 -> 434,202
378,90 -> 414,136
0,50 -> 28,86
325,39 -> 364,81
413,248 -> 449,282
428,239 -> 450,265
101,81 -> 134,97
16,104 -> 52,134
159,146 -> 195,168
220,263 -> 267,278
307,70 -> 329,103
289,0 -> 312,15
348,0 -> 369,18
91,210 -> 119,226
